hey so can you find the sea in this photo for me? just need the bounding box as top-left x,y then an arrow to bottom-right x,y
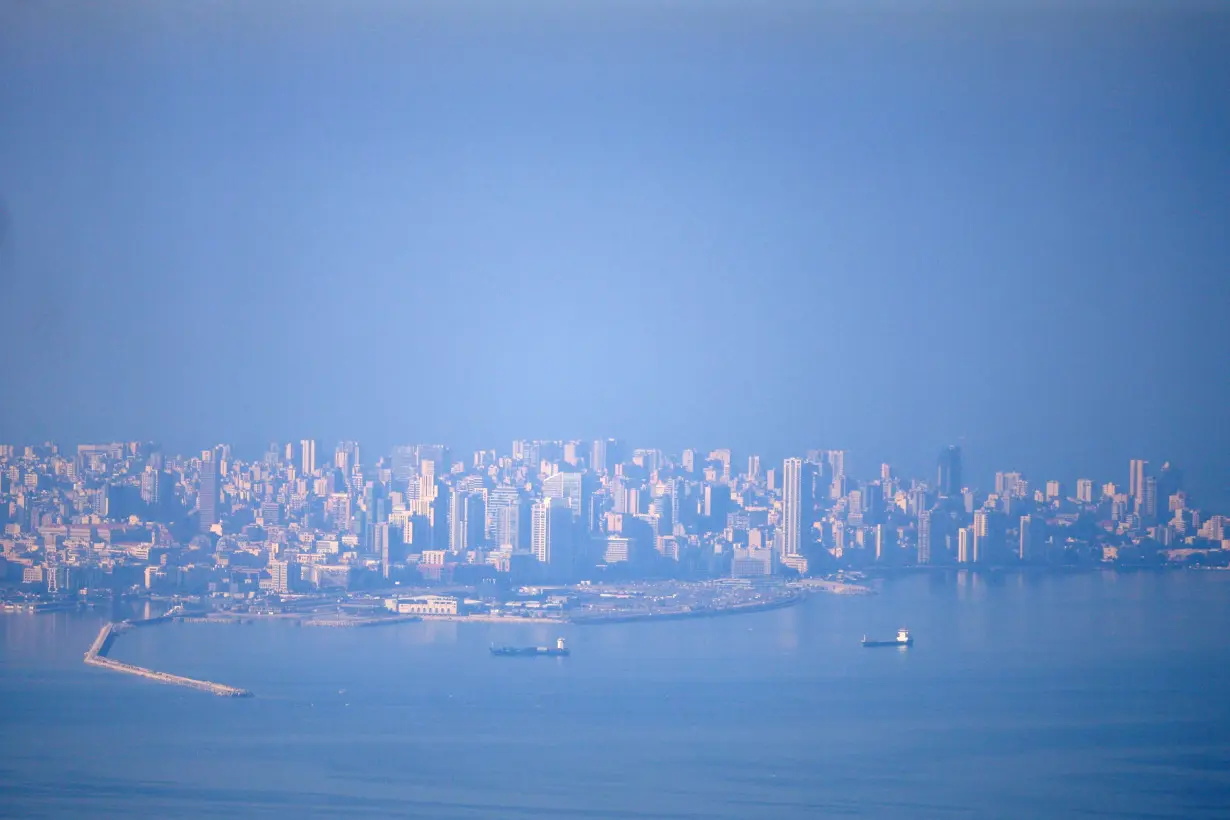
2,571 -> 1229,819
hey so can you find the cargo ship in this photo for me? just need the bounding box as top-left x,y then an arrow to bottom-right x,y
862,628 -> 913,648
490,637 -> 570,657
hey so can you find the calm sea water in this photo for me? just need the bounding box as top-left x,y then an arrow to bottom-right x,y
2,572 -> 1229,819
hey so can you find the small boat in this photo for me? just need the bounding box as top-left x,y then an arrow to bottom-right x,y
490,637 -> 571,657
863,628 -> 913,648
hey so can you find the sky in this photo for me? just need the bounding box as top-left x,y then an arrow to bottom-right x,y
0,1 -> 1228,499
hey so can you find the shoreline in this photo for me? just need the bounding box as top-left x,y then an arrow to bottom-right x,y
569,592 -> 802,625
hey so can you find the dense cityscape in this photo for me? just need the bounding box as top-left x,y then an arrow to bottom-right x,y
1,439 -> 1226,616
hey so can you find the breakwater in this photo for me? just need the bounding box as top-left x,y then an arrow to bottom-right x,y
83,621 -> 252,698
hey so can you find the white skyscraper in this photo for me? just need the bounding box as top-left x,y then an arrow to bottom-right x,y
299,439 -> 317,475
531,496 -> 574,574
781,458 -> 812,557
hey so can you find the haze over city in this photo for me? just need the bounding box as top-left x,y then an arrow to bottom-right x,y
1,1 -> 1228,500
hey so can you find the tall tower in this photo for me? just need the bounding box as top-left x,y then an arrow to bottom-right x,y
973,509 -> 997,563
1075,478 -> 1094,505
747,455 -> 761,482
1140,476 -> 1158,521
198,454 -> 219,533
543,471 -> 583,520
781,458 -> 815,557
300,439 -> 317,475
917,510 -> 933,565
531,496 -> 574,574
957,526 -> 972,564
708,449 -> 732,482
937,446 -> 962,497
1129,459 -> 1148,505
448,487 -> 468,552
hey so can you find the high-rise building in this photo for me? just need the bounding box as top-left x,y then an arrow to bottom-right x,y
487,485 -> 526,550
1076,478 -> 1094,505
531,496 -> 574,573
269,559 -> 292,594
973,509 -> 999,563
1045,480 -> 1062,502
374,522 -> 392,577
708,449 -> 732,481
448,487 -> 468,552
543,471 -> 583,520
937,446 -> 962,497
140,466 -> 173,507
781,458 -> 815,557
1129,459 -> 1148,504
1140,476 -> 1158,521
917,510 -> 933,564
590,439 -> 609,473
827,450 -> 846,480
703,483 -> 730,522
1019,514 -> 1035,561
334,441 -> 360,472
391,445 -> 417,485
875,524 -> 895,562
300,439 -> 317,475
957,526 -> 972,563
198,455 -> 219,533
995,472 -> 1024,498
747,455 -> 761,481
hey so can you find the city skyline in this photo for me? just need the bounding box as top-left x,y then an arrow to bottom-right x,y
3,435 -> 1224,604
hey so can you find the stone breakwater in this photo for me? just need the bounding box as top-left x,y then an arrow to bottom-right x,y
83,622 -> 252,698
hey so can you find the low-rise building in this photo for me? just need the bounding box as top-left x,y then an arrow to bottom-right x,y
384,594 -> 465,616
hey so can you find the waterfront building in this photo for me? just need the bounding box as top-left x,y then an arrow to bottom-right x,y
917,510 -> 933,565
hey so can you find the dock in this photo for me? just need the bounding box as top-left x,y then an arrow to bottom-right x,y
83,621 -> 253,698
302,614 -> 422,628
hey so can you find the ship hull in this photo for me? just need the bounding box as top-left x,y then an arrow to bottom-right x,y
862,639 -> 913,648
490,647 -> 571,657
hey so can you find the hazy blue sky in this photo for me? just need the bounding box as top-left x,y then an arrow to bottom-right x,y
1,1 -> 1227,495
